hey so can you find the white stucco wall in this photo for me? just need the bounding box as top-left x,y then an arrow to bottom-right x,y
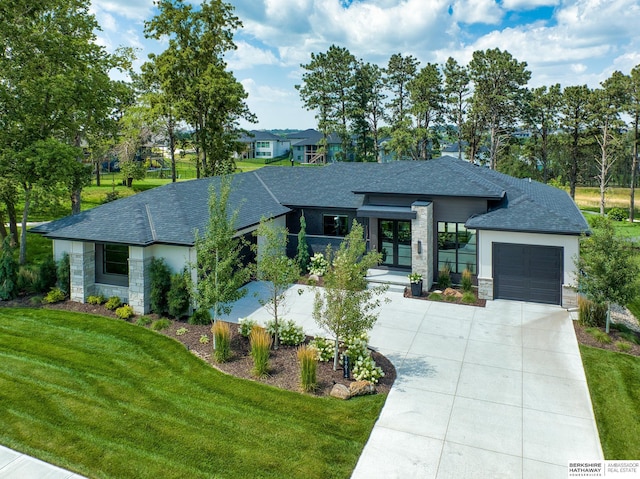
477,230 -> 580,287
52,240 -> 73,261
146,244 -> 195,274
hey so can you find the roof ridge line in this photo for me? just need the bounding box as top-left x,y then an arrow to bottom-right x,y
252,170 -> 280,204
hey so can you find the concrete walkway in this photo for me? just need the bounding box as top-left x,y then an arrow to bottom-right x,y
1,283 -> 602,478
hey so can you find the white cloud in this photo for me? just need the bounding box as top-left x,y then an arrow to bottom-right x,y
500,0 -> 559,9
91,0 -> 154,21
227,41 -> 280,71
450,0 -> 504,24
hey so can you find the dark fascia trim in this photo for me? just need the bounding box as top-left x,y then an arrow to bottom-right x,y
356,205 -> 417,220
467,225 -> 588,236
351,190 -> 505,200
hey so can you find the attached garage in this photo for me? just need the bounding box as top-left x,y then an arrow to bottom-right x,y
493,243 -> 563,305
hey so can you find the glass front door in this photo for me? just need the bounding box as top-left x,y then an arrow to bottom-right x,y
379,219 -> 412,269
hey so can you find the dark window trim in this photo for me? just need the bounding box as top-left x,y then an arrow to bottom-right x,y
437,222 -> 477,274
95,243 -> 129,287
323,214 -> 349,237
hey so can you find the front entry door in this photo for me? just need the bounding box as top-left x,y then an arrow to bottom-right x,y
379,219 -> 411,269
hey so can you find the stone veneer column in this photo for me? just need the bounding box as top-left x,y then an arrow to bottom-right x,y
411,201 -> 433,293
128,247 -> 152,315
477,278 -> 493,301
70,242 -> 95,303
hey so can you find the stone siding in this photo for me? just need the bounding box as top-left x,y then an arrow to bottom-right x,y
562,285 -> 578,309
411,201 -> 433,293
70,242 -> 95,303
128,256 -> 152,315
94,284 -> 129,303
477,277 -> 493,301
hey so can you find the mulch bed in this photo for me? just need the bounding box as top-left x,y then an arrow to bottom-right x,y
404,286 -> 487,307
0,296 -> 396,397
573,321 -> 640,357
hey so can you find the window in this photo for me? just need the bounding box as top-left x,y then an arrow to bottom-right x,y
256,141 -> 270,148
437,222 -> 476,274
323,215 -> 349,236
95,243 -> 129,286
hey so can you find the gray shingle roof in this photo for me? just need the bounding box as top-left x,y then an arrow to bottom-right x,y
32,157 -> 588,245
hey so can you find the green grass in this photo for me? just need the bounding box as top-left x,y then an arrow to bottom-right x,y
0,308 -> 384,479
580,345 -> 640,459
585,327 -> 613,344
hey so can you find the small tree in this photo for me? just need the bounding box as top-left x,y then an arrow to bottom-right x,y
194,176 -> 252,321
313,221 -> 386,370
255,219 -> 300,349
575,216 -> 640,332
295,213 -> 310,273
0,237 -> 18,300
167,268 -> 191,318
149,257 -> 172,314
56,252 -> 70,297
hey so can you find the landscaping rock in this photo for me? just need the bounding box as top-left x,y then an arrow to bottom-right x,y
308,274 -> 320,283
349,380 -> 376,397
330,383 -> 351,400
443,288 -> 463,298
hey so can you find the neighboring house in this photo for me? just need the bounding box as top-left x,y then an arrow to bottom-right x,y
286,129 -> 343,163
236,130 -> 290,160
32,157 -> 589,314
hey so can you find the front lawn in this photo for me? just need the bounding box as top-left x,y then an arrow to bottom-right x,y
0,308 -> 385,478
579,344 -> 640,459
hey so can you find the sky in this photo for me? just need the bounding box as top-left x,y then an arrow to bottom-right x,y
90,0 -> 640,130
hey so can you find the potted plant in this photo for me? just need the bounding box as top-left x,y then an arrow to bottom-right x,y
408,272 -> 423,297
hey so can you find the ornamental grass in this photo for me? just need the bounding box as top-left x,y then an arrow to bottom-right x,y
212,321 -> 231,363
250,325 -> 272,377
297,345 -> 318,392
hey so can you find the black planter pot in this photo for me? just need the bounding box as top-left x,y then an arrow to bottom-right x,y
410,280 -> 423,297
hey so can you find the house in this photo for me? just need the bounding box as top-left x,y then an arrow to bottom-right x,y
236,130 -> 290,160
32,157 -> 589,313
286,129 -> 343,163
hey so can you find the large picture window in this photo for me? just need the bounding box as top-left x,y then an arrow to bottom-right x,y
95,243 -> 129,286
437,222 -> 476,274
323,215 -> 349,236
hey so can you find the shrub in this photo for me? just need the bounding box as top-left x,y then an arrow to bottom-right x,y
437,264 -> 451,289
618,331 -> 640,345
608,207 -> 627,222
56,253 -> 70,296
16,266 -> 39,294
444,294 -> 457,302
176,327 -> 188,336
150,318 -> 171,331
295,214 -> 310,273
585,327 -> 612,344
103,191 -> 120,203
238,317 -> 258,337
199,334 -> 209,344
265,319 -> 305,346
250,326 -> 272,377
342,333 -> 384,384
578,296 -> 607,328
104,296 -> 122,311
87,295 -> 106,305
188,308 -> 211,325
0,237 -> 18,300
308,337 -> 334,362
36,258 -> 57,293
461,291 -> 476,304
616,341 -> 632,352
43,287 -> 66,304
308,252 -> 329,276
149,258 -> 172,314
212,321 -> 232,363
461,269 -> 473,293
167,269 -> 191,318
115,304 -> 134,320
297,345 -> 317,392
136,316 -> 153,326
428,292 -> 443,301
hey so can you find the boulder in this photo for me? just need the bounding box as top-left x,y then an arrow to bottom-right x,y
349,380 -> 376,397
443,287 -> 463,298
330,383 -> 351,400
308,274 -> 320,283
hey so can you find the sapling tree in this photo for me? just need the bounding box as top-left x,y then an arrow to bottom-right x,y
313,221 -> 387,370
255,219 -> 300,349
0,237 -> 18,300
575,216 -> 640,332
295,213 -> 310,273
194,176 -> 252,323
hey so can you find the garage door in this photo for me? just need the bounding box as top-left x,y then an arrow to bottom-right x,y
493,243 -> 563,304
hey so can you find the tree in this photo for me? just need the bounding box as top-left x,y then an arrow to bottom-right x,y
255,219 -> 300,349
384,53 -> 419,160
625,65 -> 640,221
349,61 -> 385,162
0,237 -> 18,300
469,48 -> 531,169
408,63 -> 444,160
443,57 -> 471,161
193,176 -> 252,319
313,221 -> 386,370
559,85 -> 593,199
590,72 -> 627,215
144,0 -> 254,177
295,213 -> 310,273
524,84 -> 562,182
575,216 -> 639,331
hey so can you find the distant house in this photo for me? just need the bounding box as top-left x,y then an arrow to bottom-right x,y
32,157 -> 589,314
286,129 -> 343,163
237,130 -> 290,160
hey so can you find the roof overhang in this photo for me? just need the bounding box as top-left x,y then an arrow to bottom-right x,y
356,205 -> 417,220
